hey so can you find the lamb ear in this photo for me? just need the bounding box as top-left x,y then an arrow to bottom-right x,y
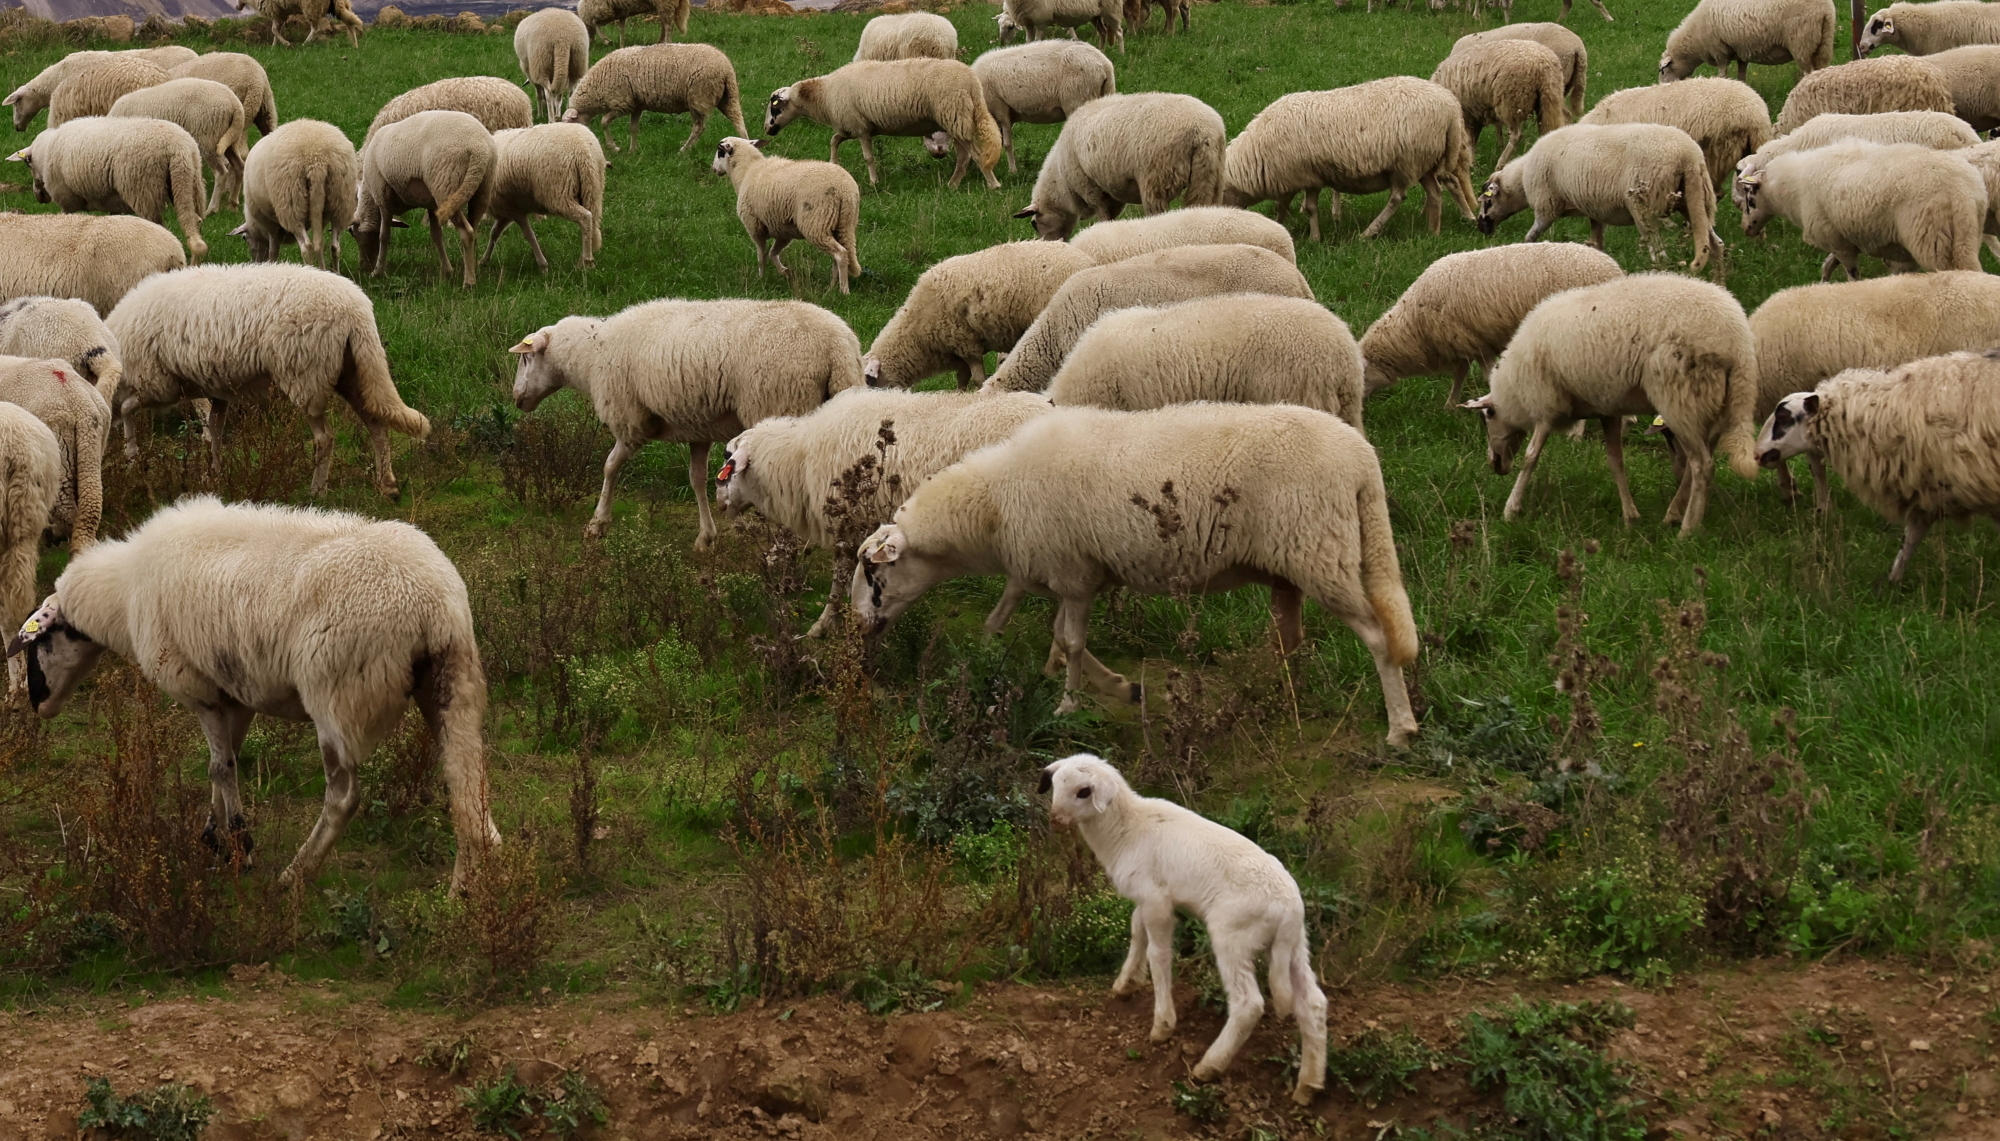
509,330 -> 550,356
1037,766 -> 1054,794
860,527 -> 904,564
5,148 -> 27,163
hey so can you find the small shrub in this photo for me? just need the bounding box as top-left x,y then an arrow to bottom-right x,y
1327,1026 -> 1441,1109
1458,999 -> 1646,1141
461,1068 -> 607,1140
77,1077 -> 214,1141
1169,1080 -> 1228,1125
1039,885 -> 1131,976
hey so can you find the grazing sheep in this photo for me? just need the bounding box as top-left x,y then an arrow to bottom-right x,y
1960,139 -> 2000,257
849,401 -> 1420,744
1124,0 -> 1188,34
0,405 -> 60,667
863,240 -> 1095,388
1000,0 -> 1124,51
1360,243 -> 1624,403
855,12 -> 959,61
1734,141 -> 1986,280
484,124 -> 606,272
1748,272 -> 2000,508
716,386 -> 1054,635
578,0 -> 690,47
5,496 -> 502,890
1040,754 -> 1328,1106
515,8 -> 591,123
1047,295 -> 1365,429
1580,78 -> 1773,197
1659,0 -> 1836,82
1220,79 -> 1478,241
1067,205 -> 1295,264
237,0 -> 363,46
0,297 -> 123,393
0,356 -> 111,549
766,59 -> 1003,190
109,77 -> 249,214
983,244 -> 1313,393
1453,23 -> 1588,119
1015,92 -> 1226,239
104,263 -> 431,496
46,56 -> 169,129
1774,56 -> 1955,134
168,53 -> 277,141
1860,1 -> 2000,57
356,110 -> 499,290
1430,39 -> 1568,171
1466,273 -> 1760,536
6,49 -> 195,132
365,77 -> 533,145
237,119 -> 359,269
965,41 -> 1116,174
1479,123 -> 1722,271
0,214 -> 184,317
1756,352 -> 2000,581
13,116 -> 210,266
563,43 -> 747,154
508,299 -> 863,548
711,136 -> 861,294
1911,45 -> 2000,134
1738,110 -> 1979,183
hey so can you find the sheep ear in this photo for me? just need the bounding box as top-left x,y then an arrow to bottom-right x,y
1012,207 -> 1037,220
860,526 -> 904,564
862,357 -> 882,385
751,138 -> 767,151
1037,766 -> 1054,794
0,93 -> 15,107
1802,393 -> 1820,415
1460,397 -> 1492,412
5,148 -> 28,162
509,330 -> 550,356
7,596 -> 60,658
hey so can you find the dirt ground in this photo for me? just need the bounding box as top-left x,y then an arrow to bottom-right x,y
1,959 -> 1995,1141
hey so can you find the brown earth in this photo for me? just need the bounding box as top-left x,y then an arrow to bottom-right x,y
0,959 -> 1996,1141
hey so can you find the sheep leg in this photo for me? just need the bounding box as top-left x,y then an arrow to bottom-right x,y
454,215 -> 478,289
1775,458 -> 1798,505
584,438 -> 637,540
481,218 -> 513,264
624,112 -> 642,154
679,110 -> 707,154
1589,221 -> 1607,250
1270,580 -> 1304,654
196,700 -> 257,865
1889,512 -> 1933,583
1420,174 -> 1444,236
1811,454 -> 1831,513
307,410 -> 335,496
1984,234 -> 2000,263
810,232 -> 849,294
517,216 -> 550,273
1600,416 -> 1641,524
0,528 -> 37,693
688,441 -> 717,551
1664,437 -> 1692,525
1001,116 -> 1018,174
946,138 -> 973,190
768,238 -> 794,282
426,210 -> 453,275
1673,436 -> 1715,537
1359,180 -> 1409,239
859,135 -> 882,188
982,578 -> 1027,634
1137,898 -> 1178,1042
1448,362 -> 1469,406
1307,191 -> 1328,242
201,398 -> 226,474
1502,422 -> 1553,520
1053,595 -> 1140,712
1190,929 -> 1266,1082
597,113 -> 621,154
966,355 -> 987,388
283,723 -> 369,887
1494,124 -> 1524,170
554,205 -> 596,268
804,592 -> 839,639
1111,904 -> 1152,995
1319,583 -> 1420,746
1524,214 -> 1556,242
827,132 -> 848,167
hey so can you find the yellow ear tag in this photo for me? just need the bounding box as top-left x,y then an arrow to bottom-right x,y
23,619 -> 39,634
1651,416 -> 1666,428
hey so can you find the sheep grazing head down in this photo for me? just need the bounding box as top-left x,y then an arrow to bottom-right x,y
6,145 -> 48,205
850,523 -> 951,634
764,87 -> 798,136
1012,204 -> 1076,242
6,595 -> 107,719
1657,52 -> 1693,83
3,89 -> 31,133
1475,167 -> 1527,236
1858,13 -> 1894,56
921,131 -> 951,160
1757,392 -> 1822,468
711,136 -> 766,177
1462,394 -> 1528,475
1732,170 -> 1770,237
507,328 -> 564,412
714,435 -> 756,518
1038,753 -> 1127,829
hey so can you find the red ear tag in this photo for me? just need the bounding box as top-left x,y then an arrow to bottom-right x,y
715,460 -> 735,484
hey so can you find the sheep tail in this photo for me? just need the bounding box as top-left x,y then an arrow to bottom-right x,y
1720,348 -> 1761,481
68,407 -> 103,551
1185,125 -> 1225,207
434,155 -> 488,228
91,356 -> 124,418
255,81 -> 276,136
170,148 -> 209,265
1358,477 -> 1417,667
969,95 -> 1003,175
552,43 -> 571,120
1442,113 -> 1479,221
1539,66 -> 1568,130
350,330 -> 432,440
720,71 -> 747,138
420,637 -> 501,895
1684,156 -> 1717,274
305,161 -> 328,265
0,448 -> 46,628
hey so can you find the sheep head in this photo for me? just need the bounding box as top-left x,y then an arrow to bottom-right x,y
1656,51 -> 1694,83
921,131 -> 950,160
711,136 -> 765,179
849,523 -> 951,635
1475,166 -> 1526,235
6,144 -> 44,203
1757,392 -> 1822,468
3,87 -> 33,134
1462,394 -> 1526,476
764,86 -> 800,136
507,327 -> 563,411
1732,169 -> 1768,237
1040,753 -> 1126,829
1858,14 -> 1894,56
862,357 -> 885,386
6,595 -> 106,718
1012,204 -> 1076,242
714,433 -> 756,518
994,10 -> 1022,44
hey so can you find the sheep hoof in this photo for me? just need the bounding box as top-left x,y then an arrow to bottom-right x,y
1291,1085 -> 1321,1107
1386,726 -> 1417,749
582,519 -> 609,541
1151,1026 -> 1175,1045
1190,1062 -> 1219,1081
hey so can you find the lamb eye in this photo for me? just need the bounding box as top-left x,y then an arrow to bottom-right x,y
1076,787 -> 1092,799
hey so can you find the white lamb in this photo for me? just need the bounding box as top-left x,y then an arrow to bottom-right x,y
103,264 -> 432,496
484,124 -> 607,273
0,296 -> 123,393
1733,140 -> 1986,280
5,497 -> 502,891
238,119 -> 360,269
1860,2 -> 2000,57
1067,206 -> 1295,264
849,402 -> 1420,743
1430,38 -> 1568,170
356,109 -> 499,290
1756,352 -> 2000,582
1659,0 -> 1836,82
0,404 -> 60,667
963,41 -> 1116,174
712,136 -> 862,295
862,240 -> 1094,388
12,115 -> 209,266
1478,123 -> 1722,272
1040,753 -> 1328,1106
509,299 -> 863,548
562,43 -> 747,155
1014,92 -> 1226,239
1465,273 -> 1760,536
1579,78 -> 1774,198
108,77 -> 249,213
0,214 -> 184,318
854,12 -> 958,62
515,8 -> 591,123
0,355 -> 112,549
765,59 -> 1003,190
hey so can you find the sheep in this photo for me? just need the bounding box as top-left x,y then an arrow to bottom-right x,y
1562,0 -> 1614,20
109,77 -> 250,214
1359,243 -> 1624,404
1909,45 -> 2000,134
1453,23 -> 1589,119
484,124 -> 606,273
1738,110 -> 1979,183
983,244 -> 1312,393
1000,0 -> 1124,51
356,110 -> 499,290
1479,123 -> 1722,270
0,356 -> 111,549
1047,295 -> 1365,429
508,299 -> 863,548
1014,92 -> 1225,239
1124,0 -> 1188,35
1960,139 -> 2000,257
0,214 -> 185,317
716,386 -> 1054,635
1579,78 -> 1774,197
0,405 -> 60,670
364,77 -> 533,146
515,8 -> 590,123
1220,79 -> 1479,242
863,240 -> 1095,388
847,401 -> 1420,743
562,43 -> 747,155
1774,56 -> 1955,134
103,263 -> 431,497
712,137 -> 861,294
6,49 -> 189,132
0,296 -> 123,393
1860,1 -> 2000,57
3,496 -> 502,890
1464,273 -> 1761,536
855,12 -> 959,62
237,119 -> 360,269
1733,141 -> 1986,280
1067,205 -> 1295,264
765,59 -> 1003,190
45,57 -> 169,129
1659,0 -> 1836,83
1747,272 -> 2000,508
1039,754 -> 1328,1106
168,53 -> 277,141
966,41 -> 1116,174
578,0 -> 689,47
12,116 -> 210,266
236,0 -> 363,46
1756,352 -> 2000,582
1430,39 -> 1568,171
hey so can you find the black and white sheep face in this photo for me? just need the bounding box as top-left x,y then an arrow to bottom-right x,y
849,524 -> 942,634
763,88 -> 797,136
711,137 -> 767,177
1039,754 -> 1120,829
1462,396 -> 1526,475
1475,174 -> 1525,236
1012,205 -> 1075,242
507,328 -> 563,412
1732,172 -> 1768,237
5,596 -> 107,718
1757,393 -> 1821,468
1858,15 -> 1894,56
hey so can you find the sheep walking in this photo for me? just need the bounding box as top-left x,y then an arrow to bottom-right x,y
237,119 -> 359,269
1430,38 -> 1568,171
5,497 -> 502,890
0,356 -> 112,550
1040,754 -> 1328,1106
713,137 -> 861,294
863,240 -> 1095,387
357,110 -> 499,290
1001,0 -> 1124,51
966,41 -> 1117,174
1479,123 -> 1723,272
578,0 -> 690,47
515,8 -> 591,123
485,125 -> 607,272
766,59 -> 1004,191
169,53 -> 277,142
1860,2 -> 2000,57
235,0 -> 363,47
1660,0 -> 1835,83
1453,23 -> 1588,119
109,77 -> 250,214
0,214 -> 184,318
1016,92 -> 1227,239
1733,141 -> 1986,280
0,404 -> 60,684
563,43 -> 747,155
509,299 -> 862,548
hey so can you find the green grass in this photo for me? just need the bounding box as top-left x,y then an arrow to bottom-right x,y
2,0 -> 1998,1002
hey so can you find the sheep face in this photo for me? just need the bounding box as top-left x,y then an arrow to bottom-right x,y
1475,169 -> 1527,235
3,88 -> 33,133
922,131 -> 951,160
995,11 -> 1022,44
1657,52 -> 1695,83
1362,359 -> 1399,395
1463,395 -> 1527,475
508,328 -> 564,411
849,523 -> 948,634
714,436 -> 757,518
1858,14 -> 1895,56
1757,392 -> 1822,468
764,87 -> 799,136
6,597 -> 107,719
712,137 -> 766,178
1013,205 -> 1077,242
1732,171 -> 1769,237
1039,753 -> 1122,828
